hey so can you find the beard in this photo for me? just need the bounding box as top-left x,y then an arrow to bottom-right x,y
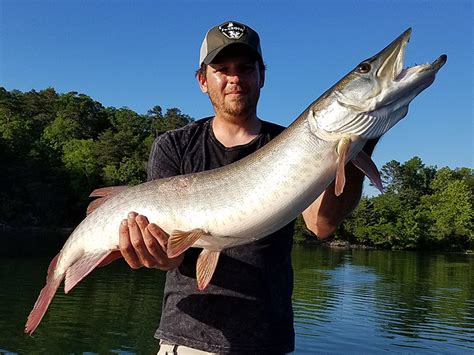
208,86 -> 260,119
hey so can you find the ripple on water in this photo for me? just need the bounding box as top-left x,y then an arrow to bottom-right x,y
3,248 -> 474,353
292,249 -> 474,354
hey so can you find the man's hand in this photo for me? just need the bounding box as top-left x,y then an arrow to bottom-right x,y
119,211 -> 184,270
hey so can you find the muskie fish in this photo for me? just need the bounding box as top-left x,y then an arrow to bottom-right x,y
25,28 -> 446,335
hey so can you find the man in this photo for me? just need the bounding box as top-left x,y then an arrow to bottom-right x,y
119,21 -> 377,354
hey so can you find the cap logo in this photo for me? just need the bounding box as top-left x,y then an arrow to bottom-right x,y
218,22 -> 245,39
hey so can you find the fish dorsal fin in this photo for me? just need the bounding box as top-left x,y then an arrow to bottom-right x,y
86,197 -> 107,215
335,137 -> 351,196
167,228 -> 207,258
196,249 -> 221,290
351,151 -> 384,193
89,186 -> 128,197
86,186 -> 128,215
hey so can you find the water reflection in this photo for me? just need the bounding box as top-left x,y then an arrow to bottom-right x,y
292,246 -> 474,354
1,259 -> 164,354
0,245 -> 472,354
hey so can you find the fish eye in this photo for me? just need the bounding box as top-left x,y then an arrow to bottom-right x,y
357,62 -> 371,74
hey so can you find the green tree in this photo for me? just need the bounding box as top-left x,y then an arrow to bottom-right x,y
0,87 -> 194,227
342,159 -> 472,250
148,106 -> 193,136
42,115 -> 83,150
62,138 -> 100,195
421,170 -> 473,248
380,159 -> 404,194
55,92 -> 108,138
42,92 -> 108,151
380,157 -> 436,207
103,158 -> 146,186
95,107 -> 153,186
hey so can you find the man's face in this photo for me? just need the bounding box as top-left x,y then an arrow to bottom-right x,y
198,46 -> 264,120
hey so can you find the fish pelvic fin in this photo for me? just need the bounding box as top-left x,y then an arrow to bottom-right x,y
335,137 -> 351,196
25,253 -> 63,335
167,228 -> 207,258
64,250 -> 119,294
87,186 -> 129,215
97,250 -> 123,268
351,151 -> 384,193
197,249 -> 221,291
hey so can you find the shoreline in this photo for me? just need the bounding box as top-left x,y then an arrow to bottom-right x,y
1,226 -> 471,256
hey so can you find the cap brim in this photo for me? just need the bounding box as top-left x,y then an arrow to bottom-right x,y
202,43 -> 262,65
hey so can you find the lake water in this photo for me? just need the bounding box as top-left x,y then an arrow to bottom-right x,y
0,245 -> 473,354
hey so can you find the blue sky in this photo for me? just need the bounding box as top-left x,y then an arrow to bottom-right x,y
1,1 -> 472,187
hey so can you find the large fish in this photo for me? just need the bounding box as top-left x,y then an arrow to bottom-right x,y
25,28 -> 446,335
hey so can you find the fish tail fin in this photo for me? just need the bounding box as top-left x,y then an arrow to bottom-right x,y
64,250 -> 121,294
25,250 -> 122,335
25,254 -> 63,335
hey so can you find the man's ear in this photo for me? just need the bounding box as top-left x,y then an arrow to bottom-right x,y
259,68 -> 265,89
197,70 -> 208,93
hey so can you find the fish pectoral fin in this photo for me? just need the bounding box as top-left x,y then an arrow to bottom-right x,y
351,151 -> 384,193
167,228 -> 207,258
196,249 -> 220,291
87,186 -> 129,215
335,137 -> 351,196
64,250 -> 116,294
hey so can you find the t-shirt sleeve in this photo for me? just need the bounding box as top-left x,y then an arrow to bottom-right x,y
147,133 -> 182,181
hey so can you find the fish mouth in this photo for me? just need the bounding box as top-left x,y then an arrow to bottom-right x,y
372,28 -> 447,111
395,54 -> 447,82
356,29 -> 447,138
373,28 -> 447,82
374,28 -> 412,82
375,28 -> 447,83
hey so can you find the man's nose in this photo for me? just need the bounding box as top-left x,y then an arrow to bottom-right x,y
227,69 -> 243,83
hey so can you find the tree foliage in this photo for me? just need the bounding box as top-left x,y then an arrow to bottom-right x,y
340,159 -> 473,250
0,87 -> 193,226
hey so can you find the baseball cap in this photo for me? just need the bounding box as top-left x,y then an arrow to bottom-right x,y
199,21 -> 263,66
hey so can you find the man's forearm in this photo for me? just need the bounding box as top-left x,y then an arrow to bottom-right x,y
302,139 -> 379,239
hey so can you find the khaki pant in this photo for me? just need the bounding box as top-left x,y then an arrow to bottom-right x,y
158,343 -> 218,355
158,342 -> 294,355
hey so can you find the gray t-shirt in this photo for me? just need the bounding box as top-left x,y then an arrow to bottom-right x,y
149,117 -> 295,354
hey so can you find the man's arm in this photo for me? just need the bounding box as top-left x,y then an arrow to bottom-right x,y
302,139 -> 378,239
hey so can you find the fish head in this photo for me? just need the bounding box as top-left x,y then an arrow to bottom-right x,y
313,28 -> 447,140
